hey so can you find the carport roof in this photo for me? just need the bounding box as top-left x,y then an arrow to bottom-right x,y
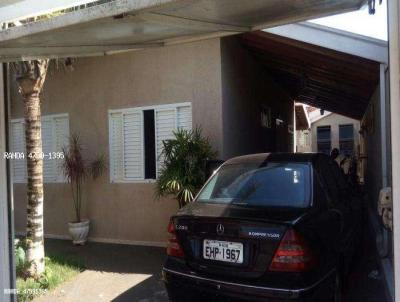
0,0 -> 366,61
240,30 -> 380,120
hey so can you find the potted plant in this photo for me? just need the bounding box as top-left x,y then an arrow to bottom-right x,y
156,127 -> 216,208
62,134 -> 105,245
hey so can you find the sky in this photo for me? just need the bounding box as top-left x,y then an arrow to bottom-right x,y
310,0 -> 387,41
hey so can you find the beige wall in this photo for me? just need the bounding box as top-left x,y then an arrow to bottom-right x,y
296,130 -> 311,152
220,36 -> 294,159
311,113 -> 360,153
11,38 -> 223,245
363,84 -> 389,208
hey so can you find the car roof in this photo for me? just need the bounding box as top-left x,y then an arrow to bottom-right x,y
223,152 -> 326,166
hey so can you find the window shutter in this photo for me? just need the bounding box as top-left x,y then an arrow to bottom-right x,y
177,105 -> 192,130
109,103 -> 192,182
42,116 -> 69,182
155,109 -> 176,175
10,121 -> 26,182
109,112 -> 124,181
123,112 -> 144,180
11,115 -> 69,183
54,116 -> 69,182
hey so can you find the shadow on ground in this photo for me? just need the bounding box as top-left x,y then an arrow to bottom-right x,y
45,239 -> 166,274
40,239 -> 168,302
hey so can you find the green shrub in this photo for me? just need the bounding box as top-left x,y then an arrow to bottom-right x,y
14,239 -> 30,278
156,127 -> 216,208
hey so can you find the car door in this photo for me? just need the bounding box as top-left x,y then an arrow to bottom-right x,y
327,158 -> 362,259
313,156 -> 346,254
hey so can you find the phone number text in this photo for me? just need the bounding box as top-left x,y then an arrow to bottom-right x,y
3,152 -> 64,160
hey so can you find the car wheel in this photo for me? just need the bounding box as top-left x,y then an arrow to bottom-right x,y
333,271 -> 343,302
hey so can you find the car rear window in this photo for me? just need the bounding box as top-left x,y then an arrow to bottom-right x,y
197,162 -> 311,208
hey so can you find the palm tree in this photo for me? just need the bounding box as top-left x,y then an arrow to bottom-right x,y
13,59 -> 49,278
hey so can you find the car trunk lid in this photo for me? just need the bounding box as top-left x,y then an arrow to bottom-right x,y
173,202 -> 307,279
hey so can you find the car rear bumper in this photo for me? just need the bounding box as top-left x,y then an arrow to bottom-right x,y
162,267 -> 336,302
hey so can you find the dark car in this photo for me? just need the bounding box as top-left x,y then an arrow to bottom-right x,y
162,153 -> 363,302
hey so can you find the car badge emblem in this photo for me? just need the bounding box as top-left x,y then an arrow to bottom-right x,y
216,224 -> 224,235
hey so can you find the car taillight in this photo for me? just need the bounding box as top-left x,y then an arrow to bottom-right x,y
166,220 -> 185,258
269,229 -> 316,272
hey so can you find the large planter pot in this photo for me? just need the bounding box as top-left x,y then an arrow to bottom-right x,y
68,220 -> 90,245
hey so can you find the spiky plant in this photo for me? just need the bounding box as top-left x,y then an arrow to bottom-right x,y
62,134 -> 106,222
156,127 -> 216,208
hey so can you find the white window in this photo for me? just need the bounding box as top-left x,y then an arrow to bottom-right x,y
10,114 -> 69,183
109,102 -> 192,182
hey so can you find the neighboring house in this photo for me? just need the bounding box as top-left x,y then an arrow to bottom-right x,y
295,105 -> 361,156
296,129 -> 312,153
10,35 -> 294,246
295,103 -> 312,153
311,112 -> 360,156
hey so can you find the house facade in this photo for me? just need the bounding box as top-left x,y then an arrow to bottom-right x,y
296,129 -> 312,152
10,36 -> 294,246
311,112 -> 360,156
295,108 -> 361,157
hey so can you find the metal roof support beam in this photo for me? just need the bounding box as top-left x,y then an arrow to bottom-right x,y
0,63 -> 12,302
136,13 -> 251,32
164,31 -> 237,46
389,0 -> 400,301
0,43 -> 164,61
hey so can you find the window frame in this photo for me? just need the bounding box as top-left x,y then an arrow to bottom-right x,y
316,125 -> 331,154
108,102 -> 192,183
338,124 -> 354,156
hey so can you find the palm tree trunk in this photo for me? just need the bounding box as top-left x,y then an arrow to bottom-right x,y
14,60 -> 49,278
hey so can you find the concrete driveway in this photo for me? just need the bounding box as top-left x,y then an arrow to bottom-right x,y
34,238 -> 386,302
34,239 -> 168,302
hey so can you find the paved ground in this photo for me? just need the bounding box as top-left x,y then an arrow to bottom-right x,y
34,239 -> 168,302
342,222 -> 388,302
34,236 -> 387,302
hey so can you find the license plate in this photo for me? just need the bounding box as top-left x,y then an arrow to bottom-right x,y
203,240 -> 243,263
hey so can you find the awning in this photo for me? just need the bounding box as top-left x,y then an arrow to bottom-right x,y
240,30 -> 380,120
264,22 -> 388,64
0,0 -> 366,61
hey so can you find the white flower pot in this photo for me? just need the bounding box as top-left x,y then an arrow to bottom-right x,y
68,220 -> 90,245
